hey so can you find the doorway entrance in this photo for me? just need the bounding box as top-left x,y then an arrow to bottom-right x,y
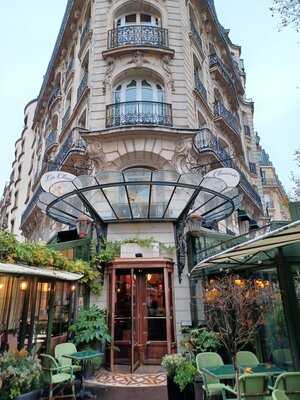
108,259 -> 175,372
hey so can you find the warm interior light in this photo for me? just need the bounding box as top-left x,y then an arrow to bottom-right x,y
0,283 -> 4,290
20,281 -> 28,291
147,274 -> 152,282
42,283 -> 49,292
71,285 -> 76,292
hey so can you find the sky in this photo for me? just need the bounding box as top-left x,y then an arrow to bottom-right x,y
0,0 -> 299,194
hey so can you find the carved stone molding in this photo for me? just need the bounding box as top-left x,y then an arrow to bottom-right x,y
127,50 -> 150,67
102,58 -> 115,95
161,55 -> 175,93
173,138 -> 198,173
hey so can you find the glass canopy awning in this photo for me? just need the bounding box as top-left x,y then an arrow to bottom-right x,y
37,168 -> 241,226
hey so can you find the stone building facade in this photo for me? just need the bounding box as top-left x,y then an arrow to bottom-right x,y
0,0 -> 290,368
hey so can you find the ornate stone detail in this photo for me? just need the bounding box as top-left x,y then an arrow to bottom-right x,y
87,141 -> 107,170
173,138 -> 198,173
127,50 -> 150,67
161,56 -> 175,93
102,58 -> 115,95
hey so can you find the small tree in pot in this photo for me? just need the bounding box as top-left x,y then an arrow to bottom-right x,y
69,305 -> 111,371
203,275 -> 271,399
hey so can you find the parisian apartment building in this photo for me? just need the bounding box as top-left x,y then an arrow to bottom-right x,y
0,0 -> 291,366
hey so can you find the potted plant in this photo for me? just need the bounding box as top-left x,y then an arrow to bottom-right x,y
181,327 -> 221,357
69,305 -> 111,371
0,350 -> 42,400
162,354 -> 197,400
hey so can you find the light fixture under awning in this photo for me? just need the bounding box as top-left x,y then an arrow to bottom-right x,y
190,220 -> 300,276
0,263 -> 83,281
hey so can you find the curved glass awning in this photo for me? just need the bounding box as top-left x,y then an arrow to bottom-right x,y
37,168 -> 241,226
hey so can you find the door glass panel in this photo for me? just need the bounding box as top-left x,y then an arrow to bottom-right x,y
146,272 -> 167,341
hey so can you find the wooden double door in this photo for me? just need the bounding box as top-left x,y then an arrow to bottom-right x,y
108,260 -> 175,372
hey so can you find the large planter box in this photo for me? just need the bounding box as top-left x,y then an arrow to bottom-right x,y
167,378 -> 195,400
16,389 -> 42,400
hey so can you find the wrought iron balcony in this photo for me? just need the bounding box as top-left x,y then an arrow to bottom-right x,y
45,130 -> 58,151
21,185 -> 43,226
48,88 -> 61,109
214,101 -> 240,135
209,54 -> 235,90
106,101 -> 173,128
196,129 -> 263,209
194,74 -> 207,102
53,129 -> 86,167
107,25 -> 169,49
80,18 -> 91,47
190,19 -> 203,52
62,106 -> 71,130
77,71 -> 88,102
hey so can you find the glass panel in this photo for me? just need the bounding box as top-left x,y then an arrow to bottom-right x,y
73,175 -> 98,189
141,14 -> 152,24
127,185 -> 150,218
247,269 -> 292,369
164,186 -> 195,218
152,170 -> 180,183
157,85 -> 164,102
142,80 -> 153,101
149,184 -> 174,218
81,188 -> 116,220
125,14 -> 136,24
123,168 -> 152,182
179,173 -> 202,186
145,272 -> 167,341
95,171 -> 124,184
115,271 -> 132,318
102,186 -> 131,219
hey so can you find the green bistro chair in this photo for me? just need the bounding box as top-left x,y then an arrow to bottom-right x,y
273,390 -> 290,400
237,351 -> 260,367
40,354 -> 76,400
225,373 -> 270,400
196,352 -> 227,399
273,372 -> 300,400
55,342 -> 81,374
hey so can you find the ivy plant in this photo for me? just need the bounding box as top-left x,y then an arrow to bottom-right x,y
0,230 -> 102,294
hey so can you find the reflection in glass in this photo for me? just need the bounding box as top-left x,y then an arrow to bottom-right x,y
146,272 -> 167,341
127,185 -> 150,218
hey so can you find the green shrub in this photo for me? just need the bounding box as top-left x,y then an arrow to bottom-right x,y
161,353 -> 186,378
181,327 -> 220,355
0,351 -> 41,400
69,305 -> 111,347
173,361 -> 197,392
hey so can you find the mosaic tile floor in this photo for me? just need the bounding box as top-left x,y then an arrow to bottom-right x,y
86,368 -> 167,387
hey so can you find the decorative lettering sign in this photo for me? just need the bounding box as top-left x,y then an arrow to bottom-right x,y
41,171 -> 76,193
205,168 -> 240,188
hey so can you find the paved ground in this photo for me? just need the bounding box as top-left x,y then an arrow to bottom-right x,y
85,365 -> 168,400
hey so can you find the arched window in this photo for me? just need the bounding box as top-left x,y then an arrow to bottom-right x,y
113,79 -> 164,103
115,12 -> 160,27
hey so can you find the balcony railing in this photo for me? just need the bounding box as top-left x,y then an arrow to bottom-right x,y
107,25 -> 169,49
48,88 -> 61,109
62,106 -> 71,130
196,129 -> 263,209
106,101 -> 173,128
77,71 -> 88,101
214,101 -> 240,135
53,129 -> 86,167
45,130 -> 58,150
209,53 -> 235,90
194,74 -> 207,102
190,19 -> 203,52
80,18 -> 91,47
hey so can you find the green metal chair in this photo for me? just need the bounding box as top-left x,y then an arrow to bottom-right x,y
237,351 -> 260,367
273,390 -> 290,400
40,354 -> 76,400
224,373 -> 270,400
55,342 -> 81,374
196,352 -> 227,399
273,372 -> 300,400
